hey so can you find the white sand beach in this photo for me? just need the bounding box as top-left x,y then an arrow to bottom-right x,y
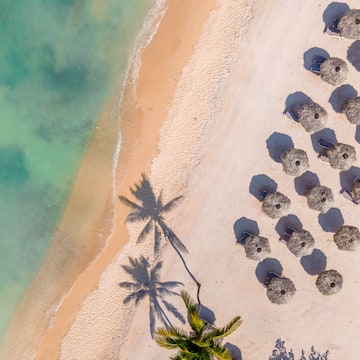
6,0 -> 360,359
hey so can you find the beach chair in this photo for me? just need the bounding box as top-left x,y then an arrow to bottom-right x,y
313,55 -> 327,64
283,109 -> 299,122
310,62 -> 321,74
354,176 -> 360,184
280,227 -> 296,242
264,271 -> 281,288
310,55 -> 327,74
261,190 -> 270,201
238,231 -> 252,245
340,189 -> 357,204
318,138 -> 335,150
324,26 -> 341,38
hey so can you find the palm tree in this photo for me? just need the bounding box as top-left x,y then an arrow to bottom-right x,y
119,174 -> 202,303
154,290 -> 242,359
119,256 -> 185,336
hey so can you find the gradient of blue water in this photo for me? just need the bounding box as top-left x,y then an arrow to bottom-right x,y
0,0 -> 153,338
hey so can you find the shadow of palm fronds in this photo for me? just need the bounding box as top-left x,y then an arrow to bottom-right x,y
119,174 -> 202,303
119,256 -> 185,336
119,173 -> 186,255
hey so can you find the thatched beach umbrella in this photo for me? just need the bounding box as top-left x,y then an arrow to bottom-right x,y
243,234 -> 271,261
320,57 -> 348,86
296,102 -> 328,133
262,192 -> 291,219
343,97 -> 360,125
306,185 -> 334,213
338,9 -> 360,39
316,269 -> 343,295
351,180 -> 360,203
334,225 -> 360,251
266,276 -> 296,304
287,229 -> 315,257
326,143 -> 356,170
280,148 -> 309,177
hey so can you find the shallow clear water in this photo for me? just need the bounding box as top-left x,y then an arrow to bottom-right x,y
0,0 -> 153,338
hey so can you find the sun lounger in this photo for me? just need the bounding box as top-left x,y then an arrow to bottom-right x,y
261,190 -> 270,200
354,176 -> 360,184
324,25 -> 341,38
318,138 -> 335,150
283,109 -> 299,122
238,231 -> 252,245
264,271 -> 281,288
310,62 -> 321,74
313,55 -> 327,64
340,189 -> 358,205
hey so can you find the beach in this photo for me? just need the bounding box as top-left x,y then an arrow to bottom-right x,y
4,0 -> 360,358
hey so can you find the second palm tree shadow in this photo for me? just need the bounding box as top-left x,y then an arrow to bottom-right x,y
119,256 -> 185,336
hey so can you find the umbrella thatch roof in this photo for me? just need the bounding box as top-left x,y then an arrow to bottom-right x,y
320,57 -> 348,86
287,229 -> 315,257
338,9 -> 360,39
316,269 -> 343,295
326,143 -> 356,170
280,148 -> 309,177
262,192 -> 291,219
351,180 -> 360,203
296,102 -> 328,133
243,235 -> 271,261
266,276 -> 296,304
334,225 -> 360,251
343,97 -> 360,125
306,185 -> 334,213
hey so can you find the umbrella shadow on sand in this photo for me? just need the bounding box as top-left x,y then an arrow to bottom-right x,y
303,47 -> 330,70
266,132 -> 294,163
355,126 -> 360,143
294,171 -> 320,196
284,91 -> 312,113
233,217 -> 260,244
275,214 -> 303,238
224,343 -> 242,360
249,174 -> 278,201
310,128 -> 337,154
347,41 -> 360,71
301,249 -> 327,275
322,1 -> 350,29
255,258 -> 283,284
318,208 -> 344,232
339,166 -> 360,191
328,84 -> 357,112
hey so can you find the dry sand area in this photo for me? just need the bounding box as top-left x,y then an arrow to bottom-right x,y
13,0 -> 360,359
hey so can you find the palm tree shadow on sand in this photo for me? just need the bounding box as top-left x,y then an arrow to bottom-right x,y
119,174 -> 202,303
119,256 -> 185,336
269,338 -> 329,360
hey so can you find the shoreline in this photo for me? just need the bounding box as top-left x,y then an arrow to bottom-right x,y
0,1 -> 216,359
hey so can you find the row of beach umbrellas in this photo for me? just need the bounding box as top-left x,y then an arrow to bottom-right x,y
265,269 -> 343,305
238,9 -> 360,304
243,224 -> 360,262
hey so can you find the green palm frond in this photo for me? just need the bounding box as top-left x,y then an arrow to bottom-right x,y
180,291 -> 205,334
155,326 -> 188,339
204,316 -> 242,341
209,344 -> 232,360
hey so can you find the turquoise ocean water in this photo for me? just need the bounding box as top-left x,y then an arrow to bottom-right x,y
0,0 -> 153,340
